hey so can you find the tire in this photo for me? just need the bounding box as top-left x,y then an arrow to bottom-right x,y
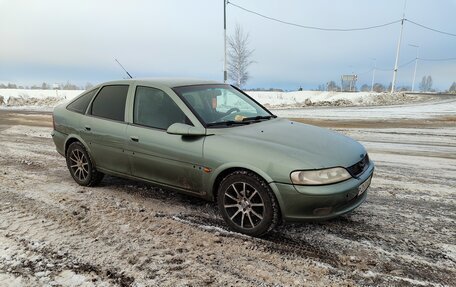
217,170 -> 280,237
66,142 -> 104,186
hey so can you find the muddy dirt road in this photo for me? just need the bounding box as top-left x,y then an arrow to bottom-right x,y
0,109 -> 455,286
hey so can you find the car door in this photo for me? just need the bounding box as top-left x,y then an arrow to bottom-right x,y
82,84 -> 130,175
126,85 -> 204,193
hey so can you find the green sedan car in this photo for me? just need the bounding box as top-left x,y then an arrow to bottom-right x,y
52,78 -> 374,236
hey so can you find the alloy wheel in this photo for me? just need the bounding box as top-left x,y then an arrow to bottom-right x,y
69,149 -> 89,182
223,182 -> 265,229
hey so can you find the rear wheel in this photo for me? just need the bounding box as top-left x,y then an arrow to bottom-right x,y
66,142 -> 103,186
217,170 -> 279,236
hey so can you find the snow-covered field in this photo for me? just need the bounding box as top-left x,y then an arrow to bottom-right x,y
0,88 -> 441,112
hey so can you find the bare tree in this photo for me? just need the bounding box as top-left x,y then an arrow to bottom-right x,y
227,24 -> 254,88
372,83 -> 386,92
85,82 -> 94,90
360,84 -> 370,92
419,75 -> 433,92
62,81 -> 80,90
449,82 -> 456,93
41,82 -> 50,89
326,81 -> 340,92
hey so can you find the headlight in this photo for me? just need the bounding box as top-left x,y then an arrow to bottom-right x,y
290,167 -> 351,185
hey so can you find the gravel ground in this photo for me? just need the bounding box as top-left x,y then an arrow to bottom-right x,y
0,109 -> 454,286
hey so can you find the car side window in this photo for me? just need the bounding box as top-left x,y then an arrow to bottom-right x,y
134,86 -> 191,130
67,89 -> 97,114
90,85 -> 128,122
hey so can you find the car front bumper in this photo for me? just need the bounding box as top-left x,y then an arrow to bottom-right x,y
270,161 -> 374,221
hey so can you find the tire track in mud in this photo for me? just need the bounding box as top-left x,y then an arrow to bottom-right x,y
171,213 -> 340,266
101,178 -> 451,285
0,236 -> 134,286
169,212 -> 455,286
303,217 -> 455,285
0,194 -> 136,286
1,186 -> 313,286
138,174 -> 455,285
161,157 -> 455,285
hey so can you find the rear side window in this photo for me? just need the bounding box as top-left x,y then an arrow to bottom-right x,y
133,86 -> 190,130
90,85 -> 128,121
67,89 -> 97,114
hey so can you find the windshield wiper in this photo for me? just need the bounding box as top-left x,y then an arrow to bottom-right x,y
206,120 -> 252,127
241,115 -> 277,122
206,115 -> 277,127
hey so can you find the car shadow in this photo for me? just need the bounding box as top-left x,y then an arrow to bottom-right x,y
98,174 -> 217,212
96,174 -> 370,239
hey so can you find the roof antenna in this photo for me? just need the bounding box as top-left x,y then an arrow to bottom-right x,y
114,58 -> 133,79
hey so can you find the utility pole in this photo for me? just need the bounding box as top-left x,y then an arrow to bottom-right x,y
223,0 -> 227,83
391,18 -> 404,93
409,44 -> 419,92
371,58 -> 376,92
391,0 -> 407,93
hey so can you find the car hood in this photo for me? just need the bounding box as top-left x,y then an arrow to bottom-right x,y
209,118 -> 366,170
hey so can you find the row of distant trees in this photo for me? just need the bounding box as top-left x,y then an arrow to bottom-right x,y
0,81 -> 93,90
316,81 -> 401,93
316,76 -> 456,93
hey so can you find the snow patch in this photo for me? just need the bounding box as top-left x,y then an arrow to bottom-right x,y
0,89 -> 82,109
2,125 -> 52,138
360,270 -> 440,286
53,270 -> 93,287
275,97 -> 456,119
439,243 -> 456,262
246,91 -> 429,108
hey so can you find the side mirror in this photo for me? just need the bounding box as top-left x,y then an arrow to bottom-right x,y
166,123 -> 206,136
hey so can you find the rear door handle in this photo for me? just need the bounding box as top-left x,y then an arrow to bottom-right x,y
85,126 -> 91,131
130,136 -> 139,142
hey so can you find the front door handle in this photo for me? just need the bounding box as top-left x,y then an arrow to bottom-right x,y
130,136 -> 139,142
85,126 -> 91,131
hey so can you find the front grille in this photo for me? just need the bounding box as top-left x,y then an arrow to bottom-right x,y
347,154 -> 369,177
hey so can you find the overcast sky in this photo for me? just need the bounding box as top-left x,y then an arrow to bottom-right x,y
1,0 -> 455,90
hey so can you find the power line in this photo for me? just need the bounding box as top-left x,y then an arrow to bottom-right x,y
227,1 -> 402,31
356,69 -> 373,75
364,58 -> 415,73
376,67 -> 393,72
398,58 -> 416,68
227,1 -> 456,38
418,57 -> 456,62
405,19 -> 456,37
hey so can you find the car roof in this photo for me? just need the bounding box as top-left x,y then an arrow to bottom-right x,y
98,78 -> 222,88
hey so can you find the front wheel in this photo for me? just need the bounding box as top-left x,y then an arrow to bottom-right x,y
217,171 -> 280,236
66,142 -> 103,186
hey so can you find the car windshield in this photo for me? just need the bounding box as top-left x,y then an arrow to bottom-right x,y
173,84 -> 274,127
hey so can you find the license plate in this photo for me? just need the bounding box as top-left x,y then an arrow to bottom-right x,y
358,175 -> 372,196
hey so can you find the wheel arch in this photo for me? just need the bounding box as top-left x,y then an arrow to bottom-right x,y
64,134 -> 104,187
64,135 -> 92,158
209,163 -> 275,202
